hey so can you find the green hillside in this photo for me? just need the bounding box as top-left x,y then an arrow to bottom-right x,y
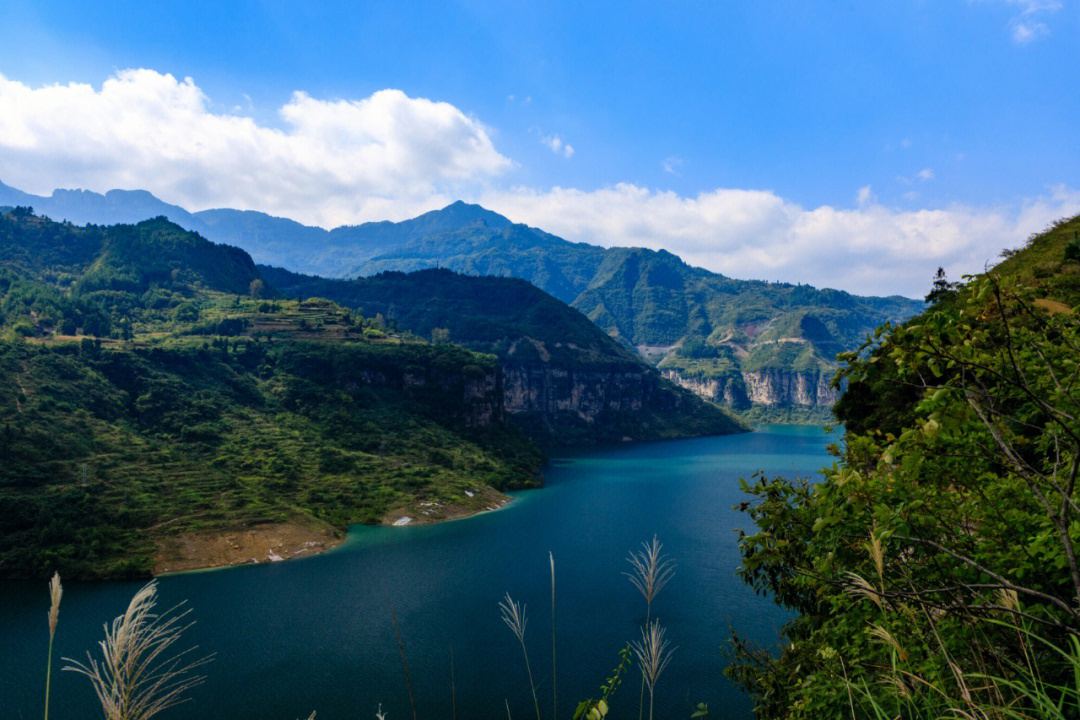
0,210 -> 541,579
731,214 -> 1080,718
243,204 -> 922,421
261,266 -> 746,445
0,184 -> 925,418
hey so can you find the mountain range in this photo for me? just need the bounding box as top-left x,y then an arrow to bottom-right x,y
0,181 -> 925,419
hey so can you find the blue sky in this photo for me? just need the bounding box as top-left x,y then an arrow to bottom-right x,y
0,0 -> 1077,296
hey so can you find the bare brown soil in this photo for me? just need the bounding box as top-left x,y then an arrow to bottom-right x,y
154,486 -> 513,574
154,519 -> 344,574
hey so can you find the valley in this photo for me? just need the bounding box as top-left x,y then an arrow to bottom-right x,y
0,209 -> 740,578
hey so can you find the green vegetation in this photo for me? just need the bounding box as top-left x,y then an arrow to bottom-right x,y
729,215 -> 1080,718
0,210 -> 540,579
0,184 -> 924,419
260,266 -> 638,366
262,265 -> 747,445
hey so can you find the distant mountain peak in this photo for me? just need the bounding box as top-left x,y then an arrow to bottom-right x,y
432,200 -> 512,229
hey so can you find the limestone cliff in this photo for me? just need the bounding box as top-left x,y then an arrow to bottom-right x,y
501,359 -> 744,446
662,367 -> 840,409
742,368 -> 841,407
661,370 -> 751,410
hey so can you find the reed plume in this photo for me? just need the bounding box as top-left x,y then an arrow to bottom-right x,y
549,551 -> 558,720
625,536 -> 676,608
629,620 -> 676,720
499,593 -> 541,720
62,580 -> 212,720
44,572 -> 62,720
625,535 -> 674,720
868,624 -> 908,662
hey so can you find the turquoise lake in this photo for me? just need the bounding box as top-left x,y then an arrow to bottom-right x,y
1,425 -> 835,719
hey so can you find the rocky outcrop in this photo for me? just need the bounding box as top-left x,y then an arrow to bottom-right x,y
663,367 -> 841,408
499,360 -> 744,445
503,365 -> 648,420
461,371 -> 503,428
742,368 -> 840,407
661,370 -> 751,410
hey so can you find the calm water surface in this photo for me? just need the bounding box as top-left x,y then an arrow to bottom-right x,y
1,425 -> 835,720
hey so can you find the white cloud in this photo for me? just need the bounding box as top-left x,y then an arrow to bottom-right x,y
480,183 -> 1080,298
662,156 -> 684,176
856,185 -> 875,206
1012,20 -> 1049,42
541,133 -> 574,158
0,69 -> 511,226
2,67 -> 1078,300
917,168 -> 935,181
1005,0 -> 1062,12
976,0 -> 1061,42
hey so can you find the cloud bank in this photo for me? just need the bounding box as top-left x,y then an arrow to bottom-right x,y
481,184 -> 1080,298
1,68 -> 1077,298
0,69 -> 511,225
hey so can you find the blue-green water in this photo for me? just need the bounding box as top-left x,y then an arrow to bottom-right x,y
1,425 -> 834,719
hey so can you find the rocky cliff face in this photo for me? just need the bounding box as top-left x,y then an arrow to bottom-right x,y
664,367 -> 841,408
461,372 -> 504,428
661,370 -> 751,409
742,369 -> 840,406
503,365 -> 648,419
499,360 -> 743,445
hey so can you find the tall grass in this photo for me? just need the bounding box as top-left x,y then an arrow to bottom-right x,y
625,535 -> 675,720
389,605 -> 418,720
550,552 -> 558,720
500,593 -> 541,720
62,580 -> 212,720
629,621 -> 676,720
857,620 -> 1080,720
844,535 -> 1080,720
45,535 -> 687,719
44,572 -> 62,720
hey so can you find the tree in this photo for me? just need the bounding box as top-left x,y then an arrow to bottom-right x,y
924,266 -> 958,304
249,278 -> 265,299
1064,235 -> 1080,263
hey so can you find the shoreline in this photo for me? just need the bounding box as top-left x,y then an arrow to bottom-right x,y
154,485 -> 514,576
152,428 -> 798,576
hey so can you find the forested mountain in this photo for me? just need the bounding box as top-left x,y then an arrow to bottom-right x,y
0,210 -> 740,578
1,182 -> 924,419
730,214 -> 1080,718
262,266 -> 744,445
